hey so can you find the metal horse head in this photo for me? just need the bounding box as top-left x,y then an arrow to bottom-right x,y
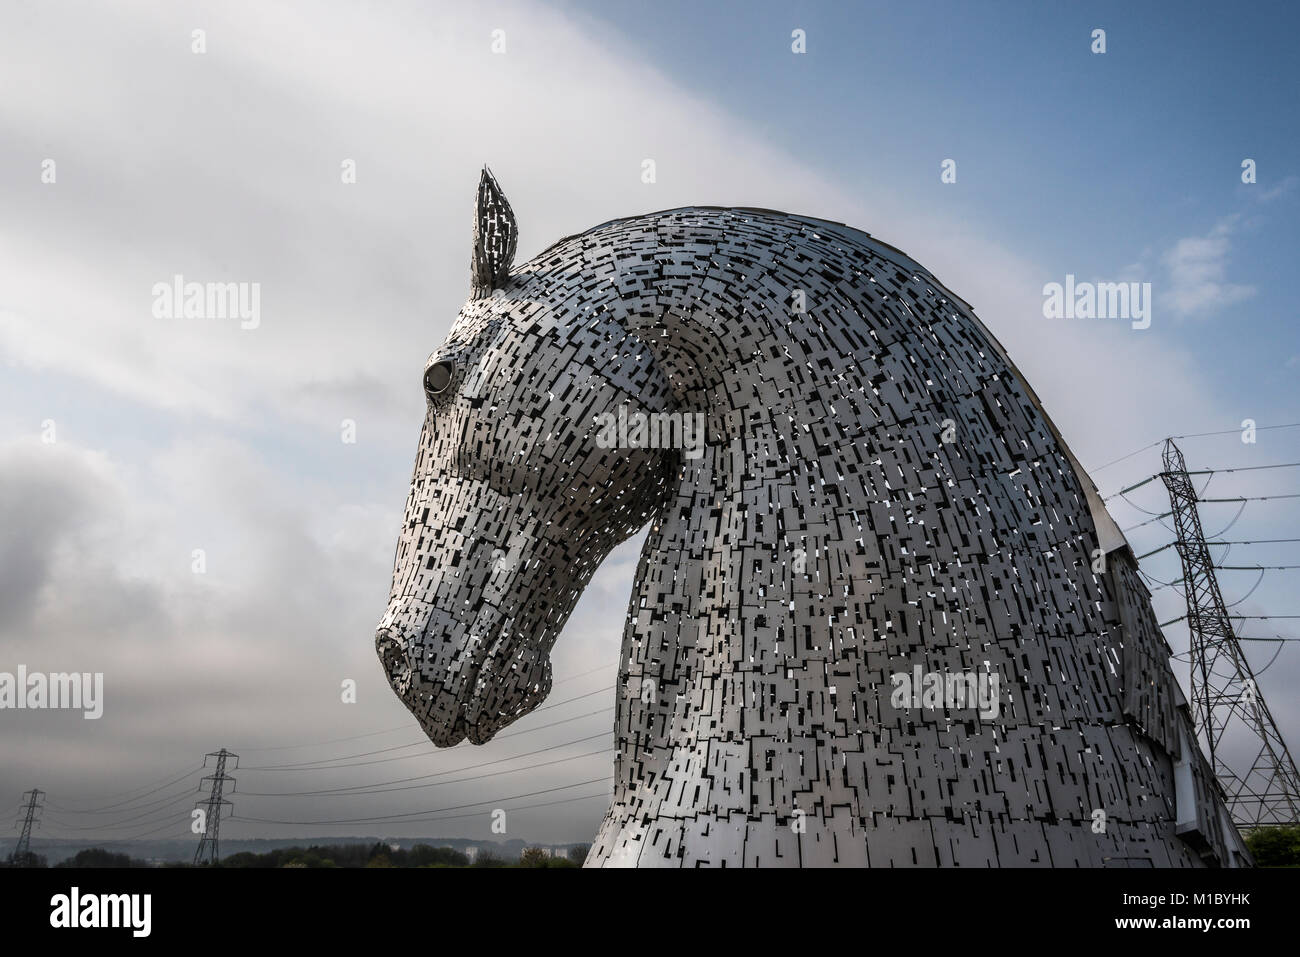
375,168 -> 674,747
375,170 -> 1249,868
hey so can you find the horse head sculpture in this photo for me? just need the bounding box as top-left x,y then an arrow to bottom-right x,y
375,169 -> 1250,868
374,169 -> 674,747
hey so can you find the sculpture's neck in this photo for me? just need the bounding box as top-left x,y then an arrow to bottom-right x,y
586,219 -> 905,863
570,211 -> 1218,869
616,426 -> 834,723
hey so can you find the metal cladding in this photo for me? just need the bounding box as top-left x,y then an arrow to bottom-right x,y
375,170 -> 1251,867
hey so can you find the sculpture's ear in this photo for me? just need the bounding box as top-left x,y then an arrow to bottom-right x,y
470,167 -> 517,299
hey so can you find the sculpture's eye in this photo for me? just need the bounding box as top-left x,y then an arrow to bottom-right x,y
424,360 -> 455,399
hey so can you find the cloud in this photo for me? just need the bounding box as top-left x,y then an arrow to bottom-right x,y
0,0 -> 857,432
1253,174 -> 1298,204
0,441 -> 120,631
1160,215 -> 1256,318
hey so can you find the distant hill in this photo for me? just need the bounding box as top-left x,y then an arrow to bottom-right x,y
3,835 -> 583,866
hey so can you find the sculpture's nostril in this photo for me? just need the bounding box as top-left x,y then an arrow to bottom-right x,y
374,629 -> 410,691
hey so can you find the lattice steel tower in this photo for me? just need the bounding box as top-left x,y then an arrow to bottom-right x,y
1161,438 -> 1300,826
193,749 -> 237,866
10,788 -> 43,866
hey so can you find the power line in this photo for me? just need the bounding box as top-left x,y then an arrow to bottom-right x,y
43,790 -> 199,829
1104,460 -> 1300,501
244,746 -> 611,800
238,731 -> 613,797
1145,565 -> 1300,599
45,771 -> 204,815
1210,538 -> 1300,546
44,767 -> 203,813
1200,493 -> 1300,503
43,767 -> 618,847
40,817 -> 193,847
17,680 -> 621,836
1206,501 -> 1250,539
227,776 -> 613,827
1184,461 -> 1300,476
1123,512 -> 1173,533
241,693 -> 616,771
1119,489 -> 1167,515
1090,422 -> 1300,474
1139,568 -> 1183,589
228,789 -> 615,831
1161,614 -> 1300,627
229,661 -> 618,753
1136,542 -> 1177,560
1121,491 -> 1300,534
1122,494 -> 1300,533
330,789 -> 614,827
1225,570 -> 1268,609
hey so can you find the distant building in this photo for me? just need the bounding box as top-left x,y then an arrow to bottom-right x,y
526,846 -> 568,859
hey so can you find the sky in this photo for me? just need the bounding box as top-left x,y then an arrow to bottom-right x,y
1,0 -> 1297,851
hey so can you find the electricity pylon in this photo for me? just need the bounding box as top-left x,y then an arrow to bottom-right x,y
1161,438 -> 1300,826
9,789 -> 43,866
193,749 -> 237,866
